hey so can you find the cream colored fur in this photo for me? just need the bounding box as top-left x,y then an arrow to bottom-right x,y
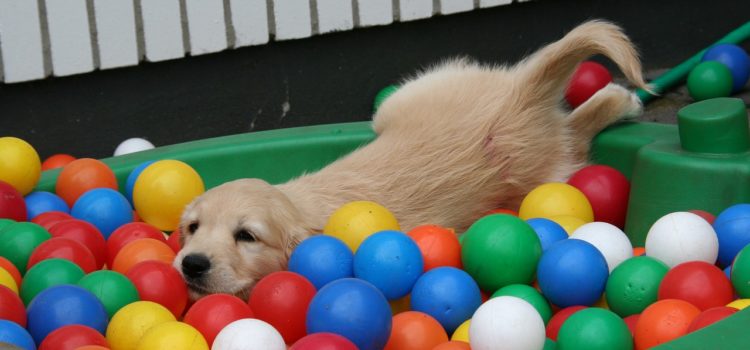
175,20 -> 650,299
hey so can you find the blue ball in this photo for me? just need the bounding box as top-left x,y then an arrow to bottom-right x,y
125,160 -> 155,205
24,191 -> 69,220
410,266 -> 482,334
702,44 -> 750,92
26,284 -> 108,345
71,188 -> 133,239
725,265 -> 732,280
714,203 -> 750,267
0,320 -> 36,350
526,218 -> 568,251
537,239 -> 609,307
306,278 -> 391,350
353,230 -> 423,300
289,235 -> 353,290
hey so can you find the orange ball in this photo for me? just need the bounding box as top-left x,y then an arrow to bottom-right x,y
55,158 -> 118,207
385,311 -> 449,350
635,299 -> 700,349
42,154 -> 76,171
0,256 -> 21,288
633,247 -> 646,256
432,341 -> 471,350
111,238 -> 176,274
407,225 -> 462,271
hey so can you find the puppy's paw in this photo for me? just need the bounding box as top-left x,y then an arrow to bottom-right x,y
597,83 -> 643,120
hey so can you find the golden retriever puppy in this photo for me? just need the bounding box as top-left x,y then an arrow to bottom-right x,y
175,20 -> 649,299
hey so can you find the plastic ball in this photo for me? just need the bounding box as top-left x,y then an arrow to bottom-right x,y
633,247 -> 646,256
407,224 -> 462,271
24,191 -> 69,220
373,84 -> 399,112
570,222 -> 633,272
165,228 -> 181,253
48,219 -> 107,269
565,61 -> 613,108
549,215 -> 588,235
567,165 -> 630,228
0,286 -> 26,327
410,267 -> 482,334
0,267 -> 18,294
537,239 -> 608,307
451,319 -> 470,342
114,138 -> 155,157
526,218 -> 568,251
0,222 -> 50,274
71,188 -> 133,238
623,314 -> 639,337
0,181 -> 27,222
713,203 -> 750,267
731,243 -> 750,297
645,212 -> 719,267
77,270 -> 139,319
125,161 -> 156,205
634,299 -> 700,349
41,153 -> 76,171
546,306 -> 587,341
492,284 -> 552,324
21,258 -> 85,305
26,285 -> 108,345
0,137 -> 41,195
133,160 -> 204,231
701,43 -> 750,92
306,278 -> 392,350
111,238 -> 176,275
469,296 -> 546,350
212,318 -> 286,350
433,341 -> 471,350
727,298 -> 750,309
687,61 -> 733,101
324,201 -> 401,252
249,271 -> 316,344
105,301 -> 176,350
0,257 -> 20,288
0,319 -> 36,350
74,346 -> 109,350
134,321 -> 208,350
389,294 -> 411,315
0,218 -> 14,231
32,211 -> 73,230
485,208 -> 519,216
55,158 -> 118,207
461,214 -> 541,291
38,325 -> 108,350
107,222 -> 166,268
605,256 -> 669,317
354,230 -> 423,300
519,183 -> 594,222
556,308 -> 632,350
27,237 -> 97,273
290,332 -> 358,350
288,235 -> 353,290
658,261 -> 734,311
183,294 -> 254,346
686,306 -> 738,333
384,311 -> 448,350
125,260 -> 188,318
689,209 -> 716,224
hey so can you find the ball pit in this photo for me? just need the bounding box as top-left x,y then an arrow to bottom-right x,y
354,230 -> 423,300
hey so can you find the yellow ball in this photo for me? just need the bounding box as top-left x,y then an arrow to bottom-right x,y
594,293 -> 609,309
0,137 -> 41,195
519,183 -> 594,222
107,301 -> 177,350
323,201 -> 400,252
727,299 -> 750,310
135,321 -> 208,350
133,160 -> 205,231
451,319 -> 470,342
549,215 -> 588,235
0,267 -> 18,294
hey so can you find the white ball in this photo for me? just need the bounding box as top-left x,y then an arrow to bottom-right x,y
469,296 -> 546,350
212,319 -> 285,350
114,137 -> 155,156
645,211 -> 719,267
571,222 -> 633,272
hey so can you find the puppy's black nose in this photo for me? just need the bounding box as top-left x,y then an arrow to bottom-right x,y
182,254 -> 211,279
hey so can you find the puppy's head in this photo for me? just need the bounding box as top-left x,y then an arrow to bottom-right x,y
173,178 -> 310,300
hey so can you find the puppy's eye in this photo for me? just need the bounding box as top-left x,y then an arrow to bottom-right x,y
235,229 -> 256,243
187,222 -> 199,234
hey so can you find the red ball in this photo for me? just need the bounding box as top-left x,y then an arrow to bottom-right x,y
485,208 -> 519,216
183,294 -> 255,346
407,224 -> 462,271
546,305 -> 587,341
0,180 -> 27,221
658,261 -> 735,311
27,237 -> 98,273
32,211 -> 74,230
565,61 -> 613,108
41,154 -> 76,171
38,324 -> 109,350
107,222 -> 165,268
49,219 -> 107,269
0,285 -> 26,327
125,260 -> 188,318
688,210 -> 716,225
623,314 -> 640,337
166,227 -> 181,254
0,256 -> 22,288
290,332 -> 358,350
567,165 -> 630,228
686,306 -> 738,333
249,271 -> 317,344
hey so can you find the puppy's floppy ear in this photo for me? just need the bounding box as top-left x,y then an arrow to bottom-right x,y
283,225 -> 312,260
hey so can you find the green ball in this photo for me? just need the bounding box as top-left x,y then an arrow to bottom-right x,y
492,284 -> 552,324
0,219 -> 15,231
20,258 -> 85,305
373,85 -> 399,112
544,338 -> 557,350
557,308 -> 633,350
605,256 -> 669,317
687,61 -> 733,101
0,222 -> 51,274
78,270 -> 140,318
461,214 -> 542,292
731,243 -> 750,298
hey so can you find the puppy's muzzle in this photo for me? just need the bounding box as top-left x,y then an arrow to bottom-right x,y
181,253 -> 211,280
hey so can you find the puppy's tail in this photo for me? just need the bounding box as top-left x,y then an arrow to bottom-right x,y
514,20 -> 652,102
